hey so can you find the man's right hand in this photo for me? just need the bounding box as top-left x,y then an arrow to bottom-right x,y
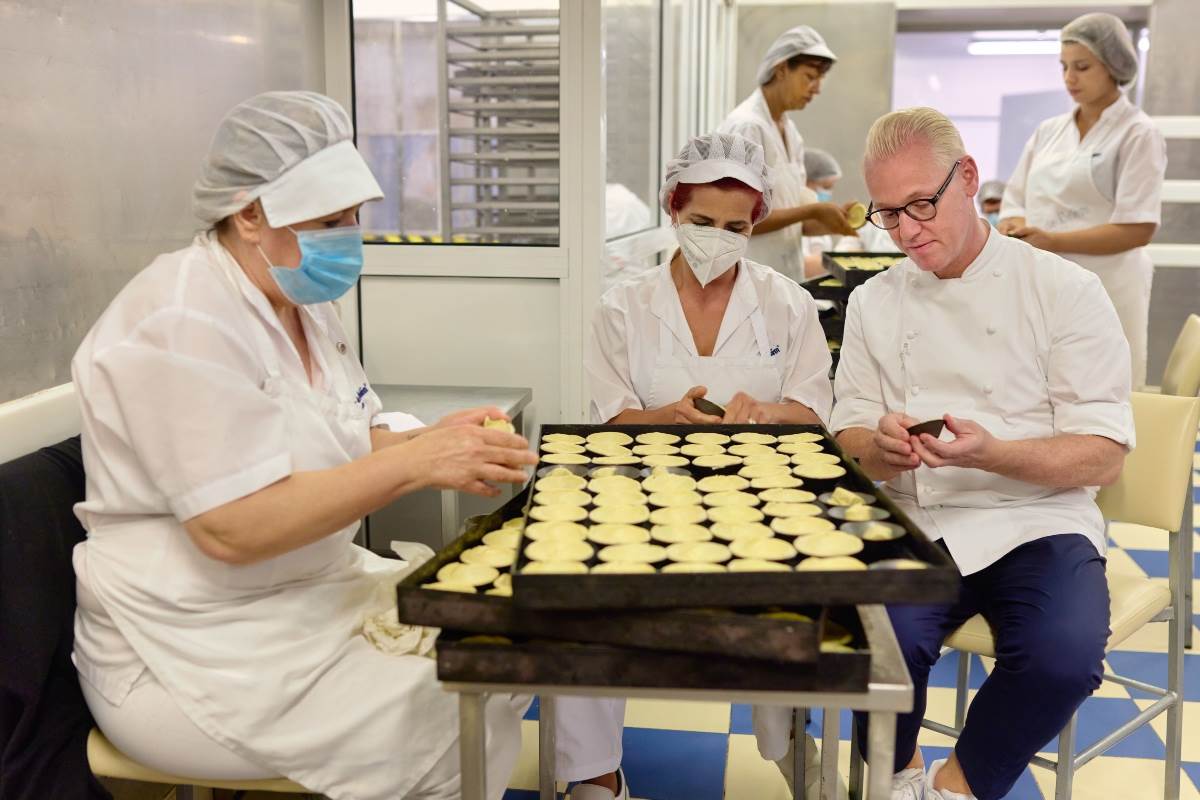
873,412 -> 921,473
674,386 -> 723,424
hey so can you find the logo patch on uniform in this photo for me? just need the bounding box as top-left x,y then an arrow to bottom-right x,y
355,384 -> 369,408
769,345 -> 781,356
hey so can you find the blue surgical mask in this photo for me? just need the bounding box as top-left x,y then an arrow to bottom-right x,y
261,225 -> 364,305
816,189 -> 834,203
985,212 -> 1000,227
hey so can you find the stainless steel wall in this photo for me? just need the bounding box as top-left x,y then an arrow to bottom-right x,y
0,1 -> 326,403
735,2 -> 897,207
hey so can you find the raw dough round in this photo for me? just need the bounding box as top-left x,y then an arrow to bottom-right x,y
728,558 -> 791,573
648,490 -> 704,507
681,443 -> 726,457
592,491 -> 649,507
843,521 -> 906,542
728,443 -> 775,457
586,431 -> 634,447
692,454 -> 743,469
789,452 -> 841,465
741,453 -> 791,467
641,471 -> 697,494
650,524 -> 712,543
591,561 -> 656,574
588,443 -> 635,458
523,521 -> 589,541
589,504 -> 651,525
483,529 -> 521,549
702,491 -> 760,508
525,538 -> 594,562
493,574 -> 513,591
750,475 -> 805,490
662,562 -> 727,573
636,432 -> 681,445
697,474 -> 750,493
710,521 -> 774,542
632,443 -> 680,456
424,581 -> 477,593
533,490 -> 592,507
822,488 -> 874,507
758,488 -> 817,504
685,432 -> 731,445
588,475 -> 641,494
731,431 -> 777,445
729,537 -> 796,561
665,541 -> 731,564
642,454 -> 689,468
543,453 -> 590,465
543,433 -> 585,445
777,442 -> 823,455
870,559 -> 928,570
501,517 -> 526,530
597,542 -> 668,564
523,561 -> 589,575
486,585 -> 513,597
738,463 -> 791,480
541,442 -> 586,455
706,505 -> 765,524
791,464 -> 848,481
649,505 -> 708,526
778,432 -> 824,444
761,502 -> 822,518
535,474 -> 587,493
771,516 -> 836,537
592,455 -> 641,466
793,531 -> 864,558
832,505 -> 889,523
529,504 -> 588,523
461,545 -> 516,569
587,523 -> 651,546
796,556 -> 868,571
437,562 -> 500,586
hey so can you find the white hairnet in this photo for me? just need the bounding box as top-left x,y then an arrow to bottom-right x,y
804,149 -> 842,183
1061,13 -> 1139,86
979,180 -> 1006,203
756,25 -> 837,86
660,133 -> 773,224
193,90 -> 383,228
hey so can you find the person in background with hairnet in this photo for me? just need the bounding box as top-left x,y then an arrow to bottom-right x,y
70,90 -> 561,800
998,12 -> 1165,388
717,25 -> 857,284
586,131 -> 837,798
801,148 -> 899,276
977,180 -> 1005,226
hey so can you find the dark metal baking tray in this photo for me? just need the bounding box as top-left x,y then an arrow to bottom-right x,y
511,423 -> 959,610
395,492 -> 825,664
800,273 -> 851,303
435,607 -> 871,693
822,251 -> 905,292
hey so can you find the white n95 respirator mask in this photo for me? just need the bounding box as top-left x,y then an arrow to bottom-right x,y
676,224 -> 749,287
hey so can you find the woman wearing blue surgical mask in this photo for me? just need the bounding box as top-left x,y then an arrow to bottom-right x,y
70,91 -> 541,800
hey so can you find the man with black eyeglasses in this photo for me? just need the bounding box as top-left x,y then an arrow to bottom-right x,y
830,108 -> 1134,800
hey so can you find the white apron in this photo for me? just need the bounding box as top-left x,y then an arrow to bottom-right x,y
1024,120 -> 1153,388
76,238 -> 459,799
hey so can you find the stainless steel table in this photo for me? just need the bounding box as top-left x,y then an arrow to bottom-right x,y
370,384 -> 532,545
443,605 -> 913,800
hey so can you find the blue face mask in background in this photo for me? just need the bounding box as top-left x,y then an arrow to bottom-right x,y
261,225 -> 364,305
985,212 -> 1000,227
816,189 -> 834,203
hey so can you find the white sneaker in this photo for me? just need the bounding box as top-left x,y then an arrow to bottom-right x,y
891,766 -> 926,800
925,759 -> 976,800
773,733 -> 848,800
566,768 -> 629,800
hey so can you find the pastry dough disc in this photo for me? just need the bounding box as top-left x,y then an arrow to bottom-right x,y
483,529 -> 521,549
642,454 -> 689,468
729,537 -> 796,561
649,505 -> 707,525
771,516 -> 836,537
778,432 -> 823,444
825,487 -> 870,507
523,561 -> 589,575
525,538 -> 594,562
486,585 -> 513,597
728,558 -> 791,573
703,490 -> 760,508
589,504 -> 651,525
728,442 -> 775,457
543,433 -> 585,445
710,521 -> 774,542
541,442 -> 586,455
501,517 -> 526,530
665,541 -> 731,564
597,542 -> 668,564
840,505 -> 884,522
587,523 -> 651,546
425,581 -> 477,593
641,471 -> 697,494
662,561 -> 727,573
796,556 -> 868,571
437,562 -> 500,586
535,474 -> 587,492
593,455 -> 641,466
543,453 -> 590,465
706,505 -> 765,524
493,574 -> 513,591
636,431 -> 681,445
792,464 -> 848,481
648,490 -> 704,507
534,489 -> 592,507
731,431 -> 777,444
650,523 -> 712,543
697,474 -> 750,493
738,463 -> 791,480
777,442 -> 823,455
588,443 -> 635,458
758,488 -> 816,504
741,453 -> 791,467
588,475 -> 641,494
681,443 -> 725,457
632,443 -> 680,456
592,491 -> 649,507
793,531 -> 864,557
692,454 -> 743,469
750,475 -> 805,490
761,502 -> 822,518
529,504 -> 588,523
461,545 -> 516,569
523,521 -> 589,542
586,431 -> 634,447
591,561 -> 656,574
685,432 -> 731,445
790,452 -> 841,465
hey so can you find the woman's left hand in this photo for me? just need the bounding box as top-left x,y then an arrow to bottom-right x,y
723,392 -> 769,424
1007,225 -> 1057,252
432,406 -> 511,429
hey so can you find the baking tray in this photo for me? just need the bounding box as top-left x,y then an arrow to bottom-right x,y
800,273 -> 851,304
395,492 -> 825,664
511,423 -> 958,610
435,607 -> 871,693
822,251 -> 905,292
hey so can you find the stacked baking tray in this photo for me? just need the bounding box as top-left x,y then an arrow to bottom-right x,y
396,424 -> 956,693
803,251 -> 905,371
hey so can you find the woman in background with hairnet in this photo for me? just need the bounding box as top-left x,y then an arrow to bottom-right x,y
717,25 -> 856,284
998,12 -> 1165,387
69,91 -> 540,800
800,148 -> 898,276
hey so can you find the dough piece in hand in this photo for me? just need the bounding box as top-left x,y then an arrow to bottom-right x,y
525,538 -> 595,562
793,531 -> 864,557
483,417 -> 515,433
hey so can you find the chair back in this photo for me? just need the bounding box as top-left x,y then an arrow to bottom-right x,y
1161,313 -> 1200,397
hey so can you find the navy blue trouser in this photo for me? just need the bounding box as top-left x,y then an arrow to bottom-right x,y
854,534 -> 1110,800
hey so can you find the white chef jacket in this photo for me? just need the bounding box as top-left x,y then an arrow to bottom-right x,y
69,232 -> 467,799
718,89 -> 811,283
831,227 -> 1135,575
1000,94 -> 1166,387
587,258 -> 833,425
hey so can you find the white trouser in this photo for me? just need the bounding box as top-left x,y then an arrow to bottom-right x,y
554,697 -> 626,782
81,670 -> 530,800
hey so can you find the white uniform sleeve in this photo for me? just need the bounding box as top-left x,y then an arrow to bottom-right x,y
586,294 -> 642,423
830,290 -> 886,434
780,291 -> 833,424
1047,269 -> 1135,449
721,119 -> 768,154
999,127 -> 1039,220
1109,123 -> 1167,225
87,308 -> 292,521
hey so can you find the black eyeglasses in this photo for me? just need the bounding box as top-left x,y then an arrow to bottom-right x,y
867,159 -> 962,230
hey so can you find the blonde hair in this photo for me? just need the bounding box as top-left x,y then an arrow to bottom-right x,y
864,107 -> 965,170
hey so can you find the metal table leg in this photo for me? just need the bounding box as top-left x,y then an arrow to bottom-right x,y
460,691 -> 488,800
539,696 -> 558,800
440,489 -> 460,546
821,707 -> 841,800
793,707 -> 807,800
866,711 -> 896,800
849,715 -> 864,800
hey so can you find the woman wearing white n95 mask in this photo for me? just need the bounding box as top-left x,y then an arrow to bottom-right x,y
587,132 -> 833,431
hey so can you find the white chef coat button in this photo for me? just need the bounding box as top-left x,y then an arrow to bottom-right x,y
984,384 -> 994,395
336,341 -> 348,355
986,324 -> 997,335
906,330 -> 917,339
921,485 -> 931,494
992,270 -> 1001,278
911,385 -> 921,396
